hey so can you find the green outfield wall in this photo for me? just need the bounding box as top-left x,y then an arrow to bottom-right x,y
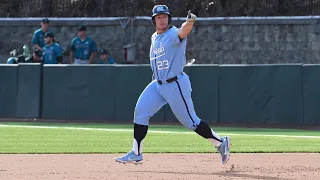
0,64 -> 318,125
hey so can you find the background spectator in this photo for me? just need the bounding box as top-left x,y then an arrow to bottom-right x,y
69,25 -> 97,64
98,49 -> 116,64
31,18 -> 51,51
42,32 -> 62,64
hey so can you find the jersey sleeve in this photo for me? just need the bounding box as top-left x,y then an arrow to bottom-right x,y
31,32 -> 38,45
169,27 -> 186,44
71,38 -> 76,51
149,34 -> 155,58
55,45 -> 62,57
90,40 -> 97,52
149,43 -> 153,58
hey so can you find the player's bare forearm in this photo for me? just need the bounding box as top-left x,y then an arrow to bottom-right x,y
69,51 -> 74,64
178,10 -> 197,40
34,44 -> 42,51
178,21 -> 194,40
88,53 -> 95,64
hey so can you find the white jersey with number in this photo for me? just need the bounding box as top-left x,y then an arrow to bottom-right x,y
150,26 -> 187,81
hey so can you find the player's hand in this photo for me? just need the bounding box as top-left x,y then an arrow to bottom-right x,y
186,10 -> 197,23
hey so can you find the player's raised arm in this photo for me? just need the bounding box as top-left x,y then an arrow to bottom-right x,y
178,10 -> 197,40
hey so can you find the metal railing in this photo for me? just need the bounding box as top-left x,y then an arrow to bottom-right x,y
0,0 -> 320,17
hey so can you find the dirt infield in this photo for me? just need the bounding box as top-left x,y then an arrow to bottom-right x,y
0,153 -> 319,180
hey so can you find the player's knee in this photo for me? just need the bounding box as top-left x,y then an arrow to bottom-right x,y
133,109 -> 150,126
180,117 -> 200,131
133,116 -> 149,126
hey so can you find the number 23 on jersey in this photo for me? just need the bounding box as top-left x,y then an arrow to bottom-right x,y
157,60 -> 169,70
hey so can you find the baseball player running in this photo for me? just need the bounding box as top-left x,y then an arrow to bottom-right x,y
115,5 -> 231,165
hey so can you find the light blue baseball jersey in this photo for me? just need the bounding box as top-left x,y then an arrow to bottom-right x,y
150,26 -> 187,81
42,43 -> 62,64
133,25 -> 200,130
32,29 -> 51,48
71,37 -> 97,60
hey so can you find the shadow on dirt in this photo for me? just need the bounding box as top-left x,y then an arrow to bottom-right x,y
129,170 -> 292,180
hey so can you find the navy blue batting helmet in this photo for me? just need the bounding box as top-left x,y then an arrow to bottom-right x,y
151,5 -> 171,26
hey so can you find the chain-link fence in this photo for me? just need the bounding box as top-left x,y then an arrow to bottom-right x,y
1,0 -> 320,17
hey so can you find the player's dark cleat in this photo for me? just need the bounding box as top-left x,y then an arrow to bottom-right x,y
216,136 -> 231,165
115,151 -> 143,164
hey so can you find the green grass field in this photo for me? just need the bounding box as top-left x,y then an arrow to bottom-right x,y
0,122 -> 319,154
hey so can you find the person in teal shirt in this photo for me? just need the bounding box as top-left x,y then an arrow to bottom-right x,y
98,49 -> 116,64
69,25 -> 97,64
42,32 -> 63,64
31,18 -> 51,50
